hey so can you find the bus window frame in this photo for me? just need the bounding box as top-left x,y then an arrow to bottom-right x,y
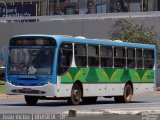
143,49 -> 154,69
127,47 -> 136,69
114,46 -> 126,68
100,45 -> 113,68
87,44 -> 100,68
57,42 -> 73,75
74,43 -> 87,67
136,48 -> 144,69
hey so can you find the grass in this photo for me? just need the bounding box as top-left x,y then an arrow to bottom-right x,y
0,80 -> 4,85
0,80 -> 5,93
0,85 -> 5,93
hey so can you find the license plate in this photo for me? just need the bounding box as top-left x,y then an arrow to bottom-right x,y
22,88 -> 32,92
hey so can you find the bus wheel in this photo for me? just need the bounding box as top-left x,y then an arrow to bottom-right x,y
82,97 -> 97,104
24,95 -> 38,106
67,84 -> 81,105
114,84 -> 133,103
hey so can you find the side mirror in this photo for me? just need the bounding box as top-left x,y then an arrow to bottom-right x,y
0,48 -> 4,61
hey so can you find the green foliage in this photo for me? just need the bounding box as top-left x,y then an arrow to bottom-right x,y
0,85 -> 4,93
110,18 -> 160,60
0,80 -> 5,93
0,80 -> 4,85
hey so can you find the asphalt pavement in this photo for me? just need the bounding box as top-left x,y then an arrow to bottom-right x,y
0,92 -> 160,115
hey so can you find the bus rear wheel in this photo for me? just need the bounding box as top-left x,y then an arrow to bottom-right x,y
24,95 -> 38,106
82,97 -> 97,104
67,84 -> 81,105
114,84 -> 133,103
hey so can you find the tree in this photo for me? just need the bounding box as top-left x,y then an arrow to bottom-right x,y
110,18 -> 160,60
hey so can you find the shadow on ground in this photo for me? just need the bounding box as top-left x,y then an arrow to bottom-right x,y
0,99 -> 148,107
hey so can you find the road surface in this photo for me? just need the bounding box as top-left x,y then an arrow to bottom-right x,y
0,92 -> 159,115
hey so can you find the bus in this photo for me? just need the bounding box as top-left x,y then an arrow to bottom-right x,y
5,34 -> 157,105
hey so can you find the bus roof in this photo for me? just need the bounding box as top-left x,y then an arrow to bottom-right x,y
11,34 -> 156,49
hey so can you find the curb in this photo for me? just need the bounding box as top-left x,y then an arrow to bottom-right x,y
102,109 -> 160,115
63,110 -> 104,117
157,88 -> 160,91
0,94 -> 23,99
63,108 -> 160,117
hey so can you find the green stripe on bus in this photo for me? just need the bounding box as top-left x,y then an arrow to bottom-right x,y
61,67 -> 154,83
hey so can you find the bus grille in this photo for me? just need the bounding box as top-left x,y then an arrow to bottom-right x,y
11,89 -> 46,94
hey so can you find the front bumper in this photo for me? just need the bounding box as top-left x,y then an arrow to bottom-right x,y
5,82 -> 57,96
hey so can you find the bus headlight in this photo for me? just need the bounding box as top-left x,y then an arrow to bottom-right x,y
47,79 -> 51,84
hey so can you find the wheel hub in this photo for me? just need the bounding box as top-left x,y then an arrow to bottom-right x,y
73,89 -> 80,101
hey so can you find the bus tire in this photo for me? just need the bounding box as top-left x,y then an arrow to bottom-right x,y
67,84 -> 81,105
114,84 -> 133,103
24,95 -> 38,106
82,97 -> 97,104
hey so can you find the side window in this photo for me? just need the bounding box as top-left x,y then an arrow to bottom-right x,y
114,47 -> 126,68
127,48 -> 135,68
136,49 -> 143,69
100,46 -> 113,68
58,43 -> 73,75
88,45 -> 99,67
144,49 -> 154,69
74,44 -> 87,67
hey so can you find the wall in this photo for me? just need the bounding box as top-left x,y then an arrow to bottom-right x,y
0,12 -> 160,84
0,12 -> 160,46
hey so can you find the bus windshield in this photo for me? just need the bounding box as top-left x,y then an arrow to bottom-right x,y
8,48 -> 55,75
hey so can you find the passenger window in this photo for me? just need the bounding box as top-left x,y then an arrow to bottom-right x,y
100,46 -> 113,68
88,45 -> 99,67
58,43 -> 73,75
144,49 -> 154,69
114,47 -> 126,68
136,49 -> 143,69
127,48 -> 135,68
74,44 -> 87,67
